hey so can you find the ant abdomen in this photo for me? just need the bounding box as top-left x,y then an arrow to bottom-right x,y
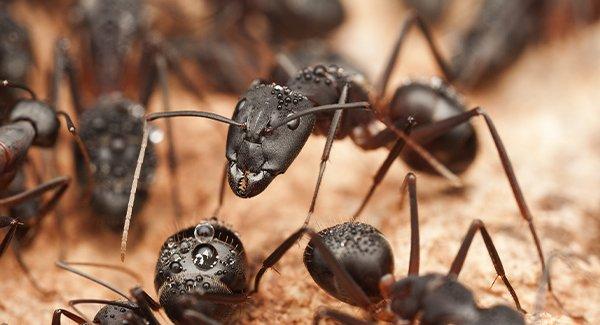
389,79 -> 478,174
155,220 -> 248,321
304,222 -> 394,305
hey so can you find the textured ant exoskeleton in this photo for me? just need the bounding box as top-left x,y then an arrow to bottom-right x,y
301,172 -> 525,324
0,79 -> 91,295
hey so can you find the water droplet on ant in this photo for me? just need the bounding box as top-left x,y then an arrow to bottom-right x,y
170,261 -> 183,273
286,113 -> 300,130
194,223 -> 215,243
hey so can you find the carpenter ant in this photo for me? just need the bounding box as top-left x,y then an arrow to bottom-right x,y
51,32 -> 194,231
0,5 -> 33,117
53,219 -> 322,324
120,62 -> 370,259
0,79 -> 90,295
304,172 -> 525,324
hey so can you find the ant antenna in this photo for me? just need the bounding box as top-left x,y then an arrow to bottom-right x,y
56,111 -> 95,202
121,111 -> 245,261
56,260 -> 131,301
1,80 -> 38,100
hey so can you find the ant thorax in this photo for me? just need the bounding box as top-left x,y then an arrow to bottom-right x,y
154,220 -> 248,320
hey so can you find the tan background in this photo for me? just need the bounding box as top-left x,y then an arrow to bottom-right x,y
0,1 -> 599,324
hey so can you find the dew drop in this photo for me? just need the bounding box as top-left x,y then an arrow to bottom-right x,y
194,223 -> 215,243
286,113 -> 300,130
169,261 -> 183,273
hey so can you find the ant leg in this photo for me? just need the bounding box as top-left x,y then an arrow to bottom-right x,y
250,227 -> 308,294
52,39 -> 84,114
121,111 -> 244,261
138,38 -> 205,106
351,118 -> 414,220
305,228 -> 372,309
303,84 -> 349,226
51,309 -> 86,325
410,107 -> 547,290
0,176 -> 69,207
155,54 -> 184,219
13,240 -> 56,297
0,216 -> 21,258
376,11 -> 453,97
448,219 -> 524,313
130,287 -> 161,325
400,173 -> 420,276
313,308 -> 371,325
211,163 -> 228,218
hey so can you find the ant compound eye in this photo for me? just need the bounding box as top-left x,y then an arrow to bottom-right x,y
194,223 -> 215,243
286,113 -> 300,130
193,244 -> 219,270
235,98 -> 246,112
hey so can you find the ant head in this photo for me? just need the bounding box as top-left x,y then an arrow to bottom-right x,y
226,83 -> 314,198
94,301 -> 142,324
0,12 -> 33,83
155,220 -> 248,321
78,94 -> 157,225
10,99 -> 59,147
387,273 -> 477,323
304,222 -> 394,306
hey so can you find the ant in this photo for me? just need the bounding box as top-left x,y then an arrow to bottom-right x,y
303,172 -> 526,324
53,220 -> 328,323
123,13 -> 548,289
0,79 -> 90,295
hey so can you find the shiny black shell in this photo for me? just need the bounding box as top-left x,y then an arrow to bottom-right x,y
76,93 -> 156,230
226,83 -> 315,198
304,222 -> 394,306
389,79 -> 478,175
93,301 -> 142,325
154,220 -> 248,322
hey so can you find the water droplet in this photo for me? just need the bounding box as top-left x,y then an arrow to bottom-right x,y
202,282 -> 210,289
194,223 -> 215,243
172,253 -> 182,262
170,261 -> 183,273
286,113 -> 300,130
193,244 -> 219,270
180,241 -> 191,254
196,275 -> 204,282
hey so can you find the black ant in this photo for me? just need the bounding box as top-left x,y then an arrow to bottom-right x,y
123,14 -> 548,289
302,172 -> 526,324
53,219 -> 323,323
0,79 -> 90,295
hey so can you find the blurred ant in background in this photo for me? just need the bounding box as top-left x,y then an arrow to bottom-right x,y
0,1 -> 34,118
403,0 -> 600,88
